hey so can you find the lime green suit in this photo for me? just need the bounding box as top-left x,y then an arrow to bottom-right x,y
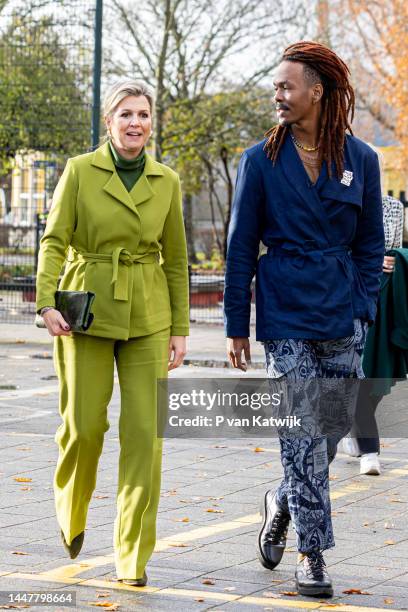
36,143 -> 189,579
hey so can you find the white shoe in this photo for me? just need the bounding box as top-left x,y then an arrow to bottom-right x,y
340,437 -> 360,457
360,453 -> 381,475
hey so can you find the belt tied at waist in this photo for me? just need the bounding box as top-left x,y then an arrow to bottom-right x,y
267,243 -> 352,279
70,247 -> 160,301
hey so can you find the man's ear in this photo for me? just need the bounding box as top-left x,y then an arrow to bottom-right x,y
312,83 -> 324,104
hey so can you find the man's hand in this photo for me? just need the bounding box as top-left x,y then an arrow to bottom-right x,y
168,336 -> 187,371
42,309 -> 71,337
383,255 -> 395,273
227,337 -> 251,371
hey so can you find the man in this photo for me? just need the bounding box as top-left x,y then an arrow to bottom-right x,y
224,41 -> 384,598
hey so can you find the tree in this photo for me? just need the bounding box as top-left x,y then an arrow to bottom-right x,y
330,1 -> 408,169
0,11 -> 91,166
163,89 -> 274,256
105,0 -> 310,260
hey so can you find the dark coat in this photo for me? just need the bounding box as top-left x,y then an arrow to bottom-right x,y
224,134 -> 385,340
362,248 -> 408,396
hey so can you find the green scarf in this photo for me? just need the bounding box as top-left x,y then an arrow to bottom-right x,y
109,141 -> 146,192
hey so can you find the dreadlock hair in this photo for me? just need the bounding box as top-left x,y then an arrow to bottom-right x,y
264,41 -> 355,178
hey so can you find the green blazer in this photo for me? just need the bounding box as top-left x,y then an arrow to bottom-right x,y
36,142 -> 190,340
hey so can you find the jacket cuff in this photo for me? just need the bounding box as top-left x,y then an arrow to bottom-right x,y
170,326 -> 189,336
36,296 -> 56,313
225,323 -> 250,338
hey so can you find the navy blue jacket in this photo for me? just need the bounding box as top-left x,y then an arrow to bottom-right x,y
224,134 -> 384,341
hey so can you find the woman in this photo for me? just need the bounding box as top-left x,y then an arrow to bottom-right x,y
36,80 -> 189,586
342,146 -> 404,476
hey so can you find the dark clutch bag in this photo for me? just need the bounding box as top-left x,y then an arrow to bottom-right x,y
35,290 -> 95,332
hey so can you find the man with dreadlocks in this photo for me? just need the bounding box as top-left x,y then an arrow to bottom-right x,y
224,41 -> 384,597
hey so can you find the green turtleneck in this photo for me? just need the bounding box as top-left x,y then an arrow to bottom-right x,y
109,141 -> 146,192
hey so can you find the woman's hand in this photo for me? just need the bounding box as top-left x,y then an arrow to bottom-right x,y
383,255 -> 396,274
227,337 -> 251,371
42,309 -> 71,337
168,336 -> 187,371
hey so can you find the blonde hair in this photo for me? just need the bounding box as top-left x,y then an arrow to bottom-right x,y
103,79 -> 155,126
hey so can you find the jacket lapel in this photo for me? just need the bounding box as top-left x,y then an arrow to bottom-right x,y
91,144 -> 164,213
129,153 -> 164,207
91,142 -> 137,214
279,136 -> 333,244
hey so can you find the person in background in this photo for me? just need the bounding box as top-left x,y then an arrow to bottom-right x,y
36,79 -> 189,586
341,145 -> 404,475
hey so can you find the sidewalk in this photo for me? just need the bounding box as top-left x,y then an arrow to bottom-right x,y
0,340 -> 408,611
0,322 -> 266,367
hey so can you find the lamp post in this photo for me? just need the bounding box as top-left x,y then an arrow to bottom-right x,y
92,0 -> 103,149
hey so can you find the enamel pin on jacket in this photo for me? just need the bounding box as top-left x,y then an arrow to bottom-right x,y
224,134 -> 384,341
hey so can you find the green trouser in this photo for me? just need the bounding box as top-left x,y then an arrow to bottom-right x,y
53,328 -> 170,579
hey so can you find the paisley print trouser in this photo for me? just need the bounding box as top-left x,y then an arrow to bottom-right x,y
263,319 -> 367,553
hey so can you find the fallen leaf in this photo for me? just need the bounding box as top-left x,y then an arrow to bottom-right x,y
384,540 -> 396,545
384,598 -> 394,604
0,605 -> 30,609
11,551 -> 29,555
96,593 -> 111,598
174,517 -> 189,523
253,447 -> 265,452
342,588 -> 371,595
202,578 -> 215,585
389,499 -> 404,503
93,495 -> 109,499
16,447 -> 31,451
205,508 -> 224,513
20,487 -> 32,491
209,496 -> 224,500
329,475 -> 338,480
88,603 -> 119,610
212,444 -> 227,448
384,522 -> 395,529
13,477 -> 32,483
279,591 -> 298,596
169,543 -> 188,548
195,598 -> 205,602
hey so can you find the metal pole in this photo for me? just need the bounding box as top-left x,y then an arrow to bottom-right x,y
92,0 -> 103,149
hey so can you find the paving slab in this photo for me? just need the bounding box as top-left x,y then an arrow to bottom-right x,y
1,334 -> 408,611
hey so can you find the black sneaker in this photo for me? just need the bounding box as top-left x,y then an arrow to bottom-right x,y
295,551 -> 333,597
258,490 -> 290,570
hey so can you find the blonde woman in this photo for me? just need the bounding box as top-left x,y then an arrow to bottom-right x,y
36,80 -> 189,585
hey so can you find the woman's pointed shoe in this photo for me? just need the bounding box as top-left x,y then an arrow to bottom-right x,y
60,530 -> 84,559
118,572 -> 148,587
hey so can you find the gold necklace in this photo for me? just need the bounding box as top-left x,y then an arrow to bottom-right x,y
290,132 -> 319,152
